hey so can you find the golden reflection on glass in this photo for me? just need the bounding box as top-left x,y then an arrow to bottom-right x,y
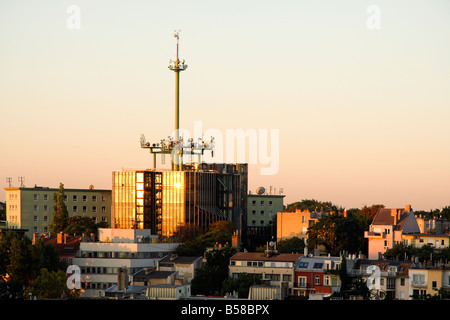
162,171 -> 185,238
112,171 -> 136,229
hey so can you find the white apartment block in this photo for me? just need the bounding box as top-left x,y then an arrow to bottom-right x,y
72,228 -> 179,298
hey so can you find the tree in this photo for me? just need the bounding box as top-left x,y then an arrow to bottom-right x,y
64,216 -> 96,236
276,237 -> 305,254
190,247 -> 237,296
49,183 -> 69,235
175,220 -> 234,257
28,268 -> 72,299
358,204 -> 385,221
0,231 -> 65,299
285,199 -> 340,213
222,273 -> 261,298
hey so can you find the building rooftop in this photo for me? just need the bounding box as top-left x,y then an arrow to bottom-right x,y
230,252 -> 303,262
133,269 -> 176,279
159,255 -> 202,265
43,234 -> 82,255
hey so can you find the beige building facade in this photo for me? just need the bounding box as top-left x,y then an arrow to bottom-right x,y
5,186 -> 111,239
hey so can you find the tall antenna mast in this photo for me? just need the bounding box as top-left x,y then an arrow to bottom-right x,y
18,176 -> 25,188
169,30 -> 188,170
140,32 -> 214,171
6,177 -> 12,188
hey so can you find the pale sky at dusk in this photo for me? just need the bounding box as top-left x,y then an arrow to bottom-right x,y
1,0 -> 450,211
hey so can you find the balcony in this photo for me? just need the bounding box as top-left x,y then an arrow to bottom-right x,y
364,231 -> 386,238
411,281 -> 427,288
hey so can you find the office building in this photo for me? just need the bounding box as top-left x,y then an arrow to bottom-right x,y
112,163 -> 248,244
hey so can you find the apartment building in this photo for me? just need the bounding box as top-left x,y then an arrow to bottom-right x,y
5,185 -> 111,239
349,259 -> 412,300
247,189 -> 285,228
277,209 -> 329,242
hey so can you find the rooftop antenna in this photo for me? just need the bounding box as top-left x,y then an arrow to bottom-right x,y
6,177 -> 12,188
18,176 -> 25,188
169,30 -> 188,171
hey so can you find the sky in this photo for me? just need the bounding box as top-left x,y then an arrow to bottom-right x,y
1,0 -> 450,211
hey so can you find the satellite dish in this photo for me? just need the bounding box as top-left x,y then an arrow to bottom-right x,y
256,187 -> 265,195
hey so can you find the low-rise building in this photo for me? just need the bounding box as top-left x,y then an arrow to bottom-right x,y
408,262 -> 450,299
157,254 -> 203,284
349,259 -> 412,300
277,209 -> 329,242
293,255 -> 351,299
365,205 -> 420,259
228,250 -> 302,296
72,228 -> 179,298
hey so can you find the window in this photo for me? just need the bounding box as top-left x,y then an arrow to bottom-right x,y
252,200 -> 256,206
43,205 -> 48,212
298,277 -> 307,287
73,206 -> 78,212
34,194 -> 38,201
283,275 -> 292,281
92,195 -> 97,202
412,274 -> 425,285
324,275 -> 330,286
269,201 -> 273,206
260,201 -> 265,206
43,216 -> 48,222
261,210 -> 265,215
73,195 -> 78,202
64,195 -> 68,202
315,275 -> 320,285
401,278 -> 405,286
102,206 -> 106,213
34,216 -> 39,222
268,211 -> 273,218
83,195 -> 87,202
93,206 -> 97,213
102,195 -> 106,202
43,194 -> 48,201
252,220 -> 256,226
102,216 -> 107,222
313,263 -> 323,269
252,210 -> 256,215
267,274 -> 280,281
33,205 -> 39,212
83,206 -> 87,213
298,262 -> 308,268
432,281 -> 437,290
260,220 -> 265,225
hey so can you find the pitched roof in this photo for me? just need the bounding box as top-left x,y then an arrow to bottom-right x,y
43,235 -> 82,255
229,252 -> 303,262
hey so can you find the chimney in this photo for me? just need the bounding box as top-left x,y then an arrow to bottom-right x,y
57,232 -> 63,244
405,204 -> 412,212
117,268 -> 128,291
391,209 -> 398,225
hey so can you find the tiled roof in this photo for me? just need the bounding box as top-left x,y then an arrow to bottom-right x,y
44,235 -> 82,255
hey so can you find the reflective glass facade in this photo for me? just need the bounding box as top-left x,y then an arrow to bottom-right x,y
112,164 -> 248,241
